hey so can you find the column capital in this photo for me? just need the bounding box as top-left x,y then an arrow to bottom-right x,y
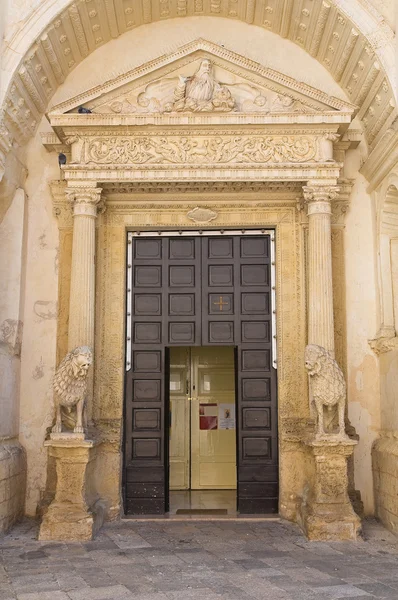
66,184 -> 104,217
303,184 -> 340,203
303,184 -> 340,216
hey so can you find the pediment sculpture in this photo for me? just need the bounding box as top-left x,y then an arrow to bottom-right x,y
97,59 -> 317,116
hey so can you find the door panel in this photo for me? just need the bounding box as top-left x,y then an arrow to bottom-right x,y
169,348 -> 190,490
125,234 -> 278,515
190,347 -> 237,490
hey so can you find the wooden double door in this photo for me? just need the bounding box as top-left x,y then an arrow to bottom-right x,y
124,233 -> 278,514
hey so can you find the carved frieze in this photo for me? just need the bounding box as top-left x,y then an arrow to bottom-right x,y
85,134 -> 318,165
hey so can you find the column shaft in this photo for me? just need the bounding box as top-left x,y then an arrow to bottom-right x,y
307,204 -> 334,353
68,213 -> 96,349
66,186 -> 103,352
304,185 -> 339,355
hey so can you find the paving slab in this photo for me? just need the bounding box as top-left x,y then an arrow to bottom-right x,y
1,518 -> 398,599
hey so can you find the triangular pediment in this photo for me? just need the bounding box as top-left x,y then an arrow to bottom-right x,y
48,39 -> 356,118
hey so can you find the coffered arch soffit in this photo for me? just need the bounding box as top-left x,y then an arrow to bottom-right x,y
0,0 -> 396,179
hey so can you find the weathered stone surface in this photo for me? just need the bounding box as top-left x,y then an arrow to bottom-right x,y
2,518 -> 398,599
39,440 -> 103,541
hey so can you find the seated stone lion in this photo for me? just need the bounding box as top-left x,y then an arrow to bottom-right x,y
304,344 -> 347,439
52,346 -> 92,435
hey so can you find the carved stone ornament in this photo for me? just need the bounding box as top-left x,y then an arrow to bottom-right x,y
305,344 -> 349,441
51,346 -> 92,438
369,335 -> 398,355
187,207 -> 218,223
94,58 -> 319,116
86,135 -> 318,165
65,187 -> 105,217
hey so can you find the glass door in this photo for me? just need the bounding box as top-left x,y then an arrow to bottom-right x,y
169,347 -> 237,491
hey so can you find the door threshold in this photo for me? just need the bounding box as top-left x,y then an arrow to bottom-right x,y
122,514 -> 281,521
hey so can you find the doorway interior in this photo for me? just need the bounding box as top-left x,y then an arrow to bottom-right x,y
169,346 -> 237,515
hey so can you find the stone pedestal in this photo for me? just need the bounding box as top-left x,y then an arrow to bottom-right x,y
39,438 -> 103,541
302,438 -> 361,541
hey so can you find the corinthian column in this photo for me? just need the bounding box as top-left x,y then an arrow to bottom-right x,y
39,182 -> 105,542
301,181 -> 360,542
66,183 -> 104,351
303,182 -> 339,355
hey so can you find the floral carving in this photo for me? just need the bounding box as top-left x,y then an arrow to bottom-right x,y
87,135 -> 317,165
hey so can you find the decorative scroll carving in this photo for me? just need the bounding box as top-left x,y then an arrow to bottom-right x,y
52,346 -> 92,436
87,135 -> 317,165
305,344 -> 348,440
187,207 -> 218,223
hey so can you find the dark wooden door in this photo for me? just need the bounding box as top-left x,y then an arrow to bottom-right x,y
125,234 -> 278,514
201,236 -> 278,513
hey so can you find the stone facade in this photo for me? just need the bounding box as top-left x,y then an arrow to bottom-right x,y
0,0 -> 396,539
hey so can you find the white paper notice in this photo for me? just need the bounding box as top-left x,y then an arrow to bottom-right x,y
218,403 -> 236,430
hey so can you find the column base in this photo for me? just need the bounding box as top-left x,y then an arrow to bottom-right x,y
301,437 -> 361,541
39,438 -> 103,541
302,502 -> 361,541
39,500 -> 105,542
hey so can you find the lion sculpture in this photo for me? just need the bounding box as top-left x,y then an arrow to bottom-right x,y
52,346 -> 92,435
304,344 -> 347,439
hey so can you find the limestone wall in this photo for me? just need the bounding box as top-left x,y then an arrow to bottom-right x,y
372,169 -> 398,533
18,129 -> 59,516
0,188 -> 27,531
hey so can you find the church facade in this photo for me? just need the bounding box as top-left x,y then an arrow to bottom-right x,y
0,0 -> 397,541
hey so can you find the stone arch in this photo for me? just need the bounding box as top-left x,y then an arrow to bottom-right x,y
0,0 -> 396,178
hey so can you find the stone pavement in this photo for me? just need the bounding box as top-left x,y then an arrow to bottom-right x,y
1,518 -> 398,600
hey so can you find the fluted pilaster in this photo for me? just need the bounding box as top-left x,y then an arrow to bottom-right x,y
303,183 -> 339,355
66,184 -> 104,351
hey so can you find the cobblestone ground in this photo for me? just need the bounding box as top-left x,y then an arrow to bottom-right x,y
1,518 -> 398,600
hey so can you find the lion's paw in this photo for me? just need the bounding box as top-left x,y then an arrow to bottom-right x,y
52,424 -> 62,433
74,426 -> 84,434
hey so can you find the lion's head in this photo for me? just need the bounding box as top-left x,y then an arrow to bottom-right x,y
53,346 -> 92,407
304,344 -> 325,376
304,344 -> 346,399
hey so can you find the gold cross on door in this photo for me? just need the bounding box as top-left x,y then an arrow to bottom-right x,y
213,296 -> 229,311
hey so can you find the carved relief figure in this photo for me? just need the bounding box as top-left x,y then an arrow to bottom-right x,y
304,344 -> 348,439
94,60 -> 323,116
52,346 -> 92,435
170,59 -> 235,112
